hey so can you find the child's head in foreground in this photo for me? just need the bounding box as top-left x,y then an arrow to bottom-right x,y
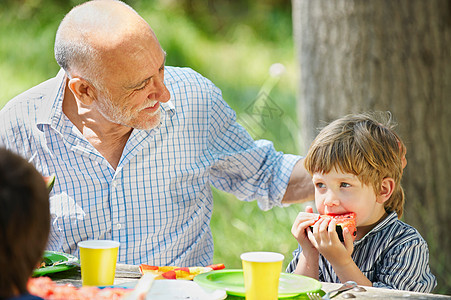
0,148 -> 50,298
304,112 -> 406,224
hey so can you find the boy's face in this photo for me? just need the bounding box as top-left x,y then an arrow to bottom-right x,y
312,168 -> 387,228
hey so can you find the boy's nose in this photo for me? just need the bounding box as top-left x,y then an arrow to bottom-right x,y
324,191 -> 340,206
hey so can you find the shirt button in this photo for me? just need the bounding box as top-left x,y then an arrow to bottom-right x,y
117,223 -> 122,230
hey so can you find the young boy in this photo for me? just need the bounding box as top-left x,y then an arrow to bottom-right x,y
286,112 -> 436,292
0,148 -> 50,299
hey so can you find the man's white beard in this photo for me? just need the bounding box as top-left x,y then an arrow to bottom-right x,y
96,94 -> 162,130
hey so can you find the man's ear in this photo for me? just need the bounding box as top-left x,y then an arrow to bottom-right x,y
68,77 -> 96,105
376,177 -> 395,204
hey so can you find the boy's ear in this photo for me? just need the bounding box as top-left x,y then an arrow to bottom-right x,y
68,77 -> 96,105
376,177 -> 395,204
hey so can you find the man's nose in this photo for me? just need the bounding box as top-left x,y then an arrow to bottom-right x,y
149,76 -> 170,102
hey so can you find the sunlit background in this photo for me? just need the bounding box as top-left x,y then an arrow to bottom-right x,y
0,0 -> 307,270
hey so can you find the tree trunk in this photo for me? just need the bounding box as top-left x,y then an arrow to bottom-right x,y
292,0 -> 450,294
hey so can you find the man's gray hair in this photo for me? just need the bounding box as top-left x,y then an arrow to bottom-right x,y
54,26 -> 100,81
54,0 -> 137,86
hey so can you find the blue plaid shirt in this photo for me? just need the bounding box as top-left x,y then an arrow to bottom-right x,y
0,67 -> 299,266
286,212 -> 437,293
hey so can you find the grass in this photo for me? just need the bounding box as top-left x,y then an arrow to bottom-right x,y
0,1 -> 305,271
211,189 -> 308,269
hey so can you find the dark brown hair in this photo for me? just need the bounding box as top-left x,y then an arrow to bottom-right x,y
304,112 -> 406,217
0,148 -> 50,298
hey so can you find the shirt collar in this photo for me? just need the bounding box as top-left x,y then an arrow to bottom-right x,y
36,69 -> 67,129
160,98 -> 176,117
355,211 -> 398,244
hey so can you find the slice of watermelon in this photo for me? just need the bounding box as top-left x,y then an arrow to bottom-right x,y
310,212 -> 357,242
43,174 -> 56,192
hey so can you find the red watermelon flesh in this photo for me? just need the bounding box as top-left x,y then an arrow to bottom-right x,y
43,174 -> 55,192
310,212 -> 357,242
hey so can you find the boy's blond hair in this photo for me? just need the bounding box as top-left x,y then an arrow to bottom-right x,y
304,112 -> 406,217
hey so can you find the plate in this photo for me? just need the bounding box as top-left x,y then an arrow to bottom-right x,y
114,280 -> 227,300
33,251 -> 79,276
194,269 -> 322,298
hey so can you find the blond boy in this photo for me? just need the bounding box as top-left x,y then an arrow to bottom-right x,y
287,112 -> 436,292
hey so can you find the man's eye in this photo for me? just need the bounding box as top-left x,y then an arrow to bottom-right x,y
135,84 -> 146,91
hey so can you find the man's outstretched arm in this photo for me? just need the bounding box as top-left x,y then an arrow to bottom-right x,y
282,158 -> 314,204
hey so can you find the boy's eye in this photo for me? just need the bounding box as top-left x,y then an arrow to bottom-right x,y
315,182 -> 326,189
340,182 -> 351,188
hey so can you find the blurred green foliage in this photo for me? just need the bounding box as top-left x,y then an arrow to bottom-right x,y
0,0 -> 306,269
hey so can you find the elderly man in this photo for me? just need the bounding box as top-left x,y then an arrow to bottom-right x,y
0,0 -> 313,266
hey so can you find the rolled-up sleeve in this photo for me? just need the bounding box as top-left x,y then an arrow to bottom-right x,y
207,84 -> 300,210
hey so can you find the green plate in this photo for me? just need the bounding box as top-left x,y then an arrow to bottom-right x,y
194,269 -> 322,298
33,251 -> 79,277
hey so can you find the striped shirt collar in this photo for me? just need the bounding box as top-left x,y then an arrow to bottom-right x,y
355,211 -> 398,245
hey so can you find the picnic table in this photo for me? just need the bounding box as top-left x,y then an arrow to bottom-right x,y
45,264 -> 450,299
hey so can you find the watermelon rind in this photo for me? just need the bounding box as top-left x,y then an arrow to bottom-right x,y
309,213 -> 357,242
43,174 -> 56,192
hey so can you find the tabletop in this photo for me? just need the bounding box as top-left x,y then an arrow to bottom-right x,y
45,264 -> 450,300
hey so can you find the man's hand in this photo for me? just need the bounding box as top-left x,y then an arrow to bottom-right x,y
282,159 -> 314,204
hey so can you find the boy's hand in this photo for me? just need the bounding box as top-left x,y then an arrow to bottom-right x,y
308,218 -> 354,266
291,206 -> 319,256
